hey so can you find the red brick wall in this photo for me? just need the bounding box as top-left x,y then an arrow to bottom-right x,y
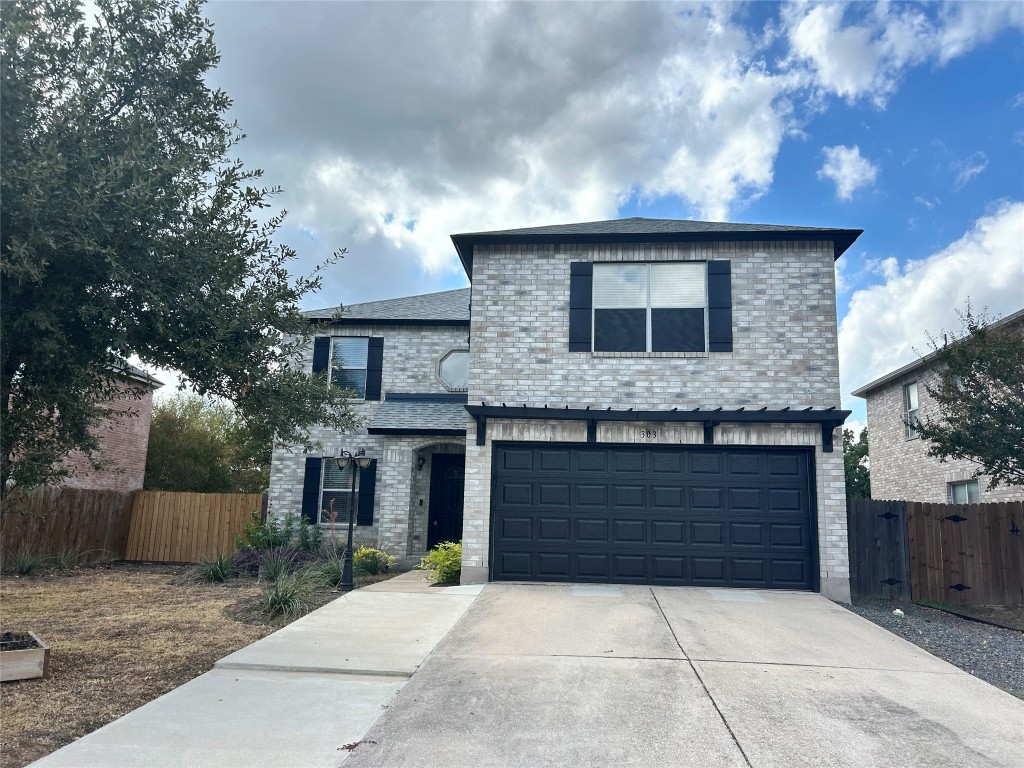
61,385 -> 155,492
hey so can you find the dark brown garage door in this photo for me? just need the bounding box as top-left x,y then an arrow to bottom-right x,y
490,443 -> 816,589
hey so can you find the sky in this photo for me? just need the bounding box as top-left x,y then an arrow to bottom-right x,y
152,1 -> 1023,430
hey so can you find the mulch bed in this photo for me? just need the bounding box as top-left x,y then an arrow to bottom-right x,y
0,561 -> 395,768
845,597 -> 1024,699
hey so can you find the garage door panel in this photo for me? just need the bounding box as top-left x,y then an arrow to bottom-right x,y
612,519 -> 645,543
491,444 -> 814,589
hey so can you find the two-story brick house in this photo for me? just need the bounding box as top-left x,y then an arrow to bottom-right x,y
268,218 -> 861,601
851,307 -> 1024,504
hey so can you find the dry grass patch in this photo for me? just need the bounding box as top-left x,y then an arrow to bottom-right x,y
0,562 -> 360,768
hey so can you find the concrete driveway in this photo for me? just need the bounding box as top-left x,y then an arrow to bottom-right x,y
346,583 -> 1023,768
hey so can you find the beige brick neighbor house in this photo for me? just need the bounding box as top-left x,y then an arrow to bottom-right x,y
851,308 -> 1024,505
269,218 -> 862,601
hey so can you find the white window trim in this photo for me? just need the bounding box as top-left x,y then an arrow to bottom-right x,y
591,261 -> 709,354
436,349 -> 469,392
330,336 -> 369,402
320,464 -> 359,526
947,479 -> 979,505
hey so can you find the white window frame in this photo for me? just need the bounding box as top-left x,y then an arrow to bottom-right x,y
947,479 -> 979,505
903,382 -> 920,439
330,337 -> 369,400
320,462 -> 359,526
591,261 -> 708,353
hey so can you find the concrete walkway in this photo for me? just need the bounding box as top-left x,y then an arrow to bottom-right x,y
30,571 -> 481,768
346,584 -> 1024,768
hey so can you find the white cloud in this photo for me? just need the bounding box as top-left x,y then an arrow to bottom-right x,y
840,201 -> 1024,407
951,151 -> 989,189
914,195 -> 940,209
782,1 -> 1024,105
818,145 -> 879,200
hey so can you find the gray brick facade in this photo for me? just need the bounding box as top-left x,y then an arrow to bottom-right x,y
463,240 -> 850,600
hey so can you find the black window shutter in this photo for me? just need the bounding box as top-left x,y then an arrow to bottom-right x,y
365,338 -> 384,400
312,336 -> 331,374
707,261 -> 733,353
301,457 -> 323,524
357,462 -> 377,526
569,262 -> 593,351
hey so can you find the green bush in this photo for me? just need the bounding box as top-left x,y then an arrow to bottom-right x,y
50,546 -> 88,570
312,548 -> 346,588
191,551 -> 236,582
419,541 -> 461,585
234,511 -> 292,551
354,546 -> 395,576
296,516 -> 323,553
4,546 -> 46,576
258,547 -> 301,582
259,569 -> 319,618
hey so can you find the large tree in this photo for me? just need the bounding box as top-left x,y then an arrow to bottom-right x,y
842,427 -> 870,499
145,394 -> 269,494
1,0 -> 353,500
914,305 -> 1024,489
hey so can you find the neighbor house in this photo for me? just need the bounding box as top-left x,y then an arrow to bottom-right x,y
851,308 -> 1024,505
268,218 -> 861,601
61,364 -> 162,492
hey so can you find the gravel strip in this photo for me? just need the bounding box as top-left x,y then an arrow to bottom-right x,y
844,598 -> 1024,699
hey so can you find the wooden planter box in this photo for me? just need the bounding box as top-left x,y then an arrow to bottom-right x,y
0,632 -> 50,682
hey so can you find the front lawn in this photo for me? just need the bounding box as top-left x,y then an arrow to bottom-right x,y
0,562 -> 391,768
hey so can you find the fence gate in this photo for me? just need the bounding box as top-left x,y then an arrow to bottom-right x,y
847,498 -> 911,600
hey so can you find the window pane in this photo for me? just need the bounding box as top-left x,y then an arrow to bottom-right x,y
320,490 -> 354,523
594,308 -> 647,352
966,480 -> 980,503
593,264 -> 648,308
652,308 -> 705,352
950,483 -> 965,504
439,351 -> 468,389
905,382 -> 919,410
651,263 -> 705,308
332,338 -> 368,368
322,461 -> 355,490
332,368 -> 367,398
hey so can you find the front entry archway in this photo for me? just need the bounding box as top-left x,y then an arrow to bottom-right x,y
427,453 -> 465,548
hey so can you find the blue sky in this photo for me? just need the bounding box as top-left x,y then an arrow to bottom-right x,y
145,1 -> 1024,429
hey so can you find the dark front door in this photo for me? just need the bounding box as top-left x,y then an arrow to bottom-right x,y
428,453 -> 465,548
490,443 -> 816,589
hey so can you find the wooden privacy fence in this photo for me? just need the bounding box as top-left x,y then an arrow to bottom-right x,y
1,487 -> 136,561
848,498 -> 1024,607
125,491 -> 262,563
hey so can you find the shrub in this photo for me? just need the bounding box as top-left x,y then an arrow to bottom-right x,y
296,516 -> 323,553
50,546 -> 88,570
231,547 -> 262,576
257,546 -> 316,582
354,546 -> 395,576
312,547 -> 346,588
419,541 -> 461,585
191,551 -> 235,582
259,569 -> 319,619
4,546 -> 46,576
234,511 -> 292,552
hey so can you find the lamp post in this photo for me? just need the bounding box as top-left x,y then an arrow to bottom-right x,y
335,448 -> 373,592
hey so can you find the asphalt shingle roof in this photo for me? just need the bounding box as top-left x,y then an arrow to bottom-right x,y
304,288 -> 470,323
366,394 -> 468,434
454,217 -> 853,238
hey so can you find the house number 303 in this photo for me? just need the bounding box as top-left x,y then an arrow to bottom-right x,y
637,429 -> 658,439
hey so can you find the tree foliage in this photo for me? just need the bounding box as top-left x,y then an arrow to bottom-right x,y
144,394 -> 269,493
914,305 -> 1024,489
842,428 -> 870,499
1,0 -> 354,500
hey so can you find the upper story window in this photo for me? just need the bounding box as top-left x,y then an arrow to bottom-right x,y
569,260 -> 730,355
903,382 -> 919,439
331,337 -> 368,399
438,350 -> 469,391
592,262 -> 707,353
948,479 -> 979,504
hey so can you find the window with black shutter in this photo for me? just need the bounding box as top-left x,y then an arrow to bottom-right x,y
310,336 -> 384,401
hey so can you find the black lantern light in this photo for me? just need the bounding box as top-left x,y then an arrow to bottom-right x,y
335,448 -> 373,592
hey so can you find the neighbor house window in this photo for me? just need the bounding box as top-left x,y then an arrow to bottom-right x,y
948,479 -> 979,504
330,337 -> 369,399
438,350 -> 469,391
903,382 -> 919,439
592,262 -> 707,352
320,461 -> 358,525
